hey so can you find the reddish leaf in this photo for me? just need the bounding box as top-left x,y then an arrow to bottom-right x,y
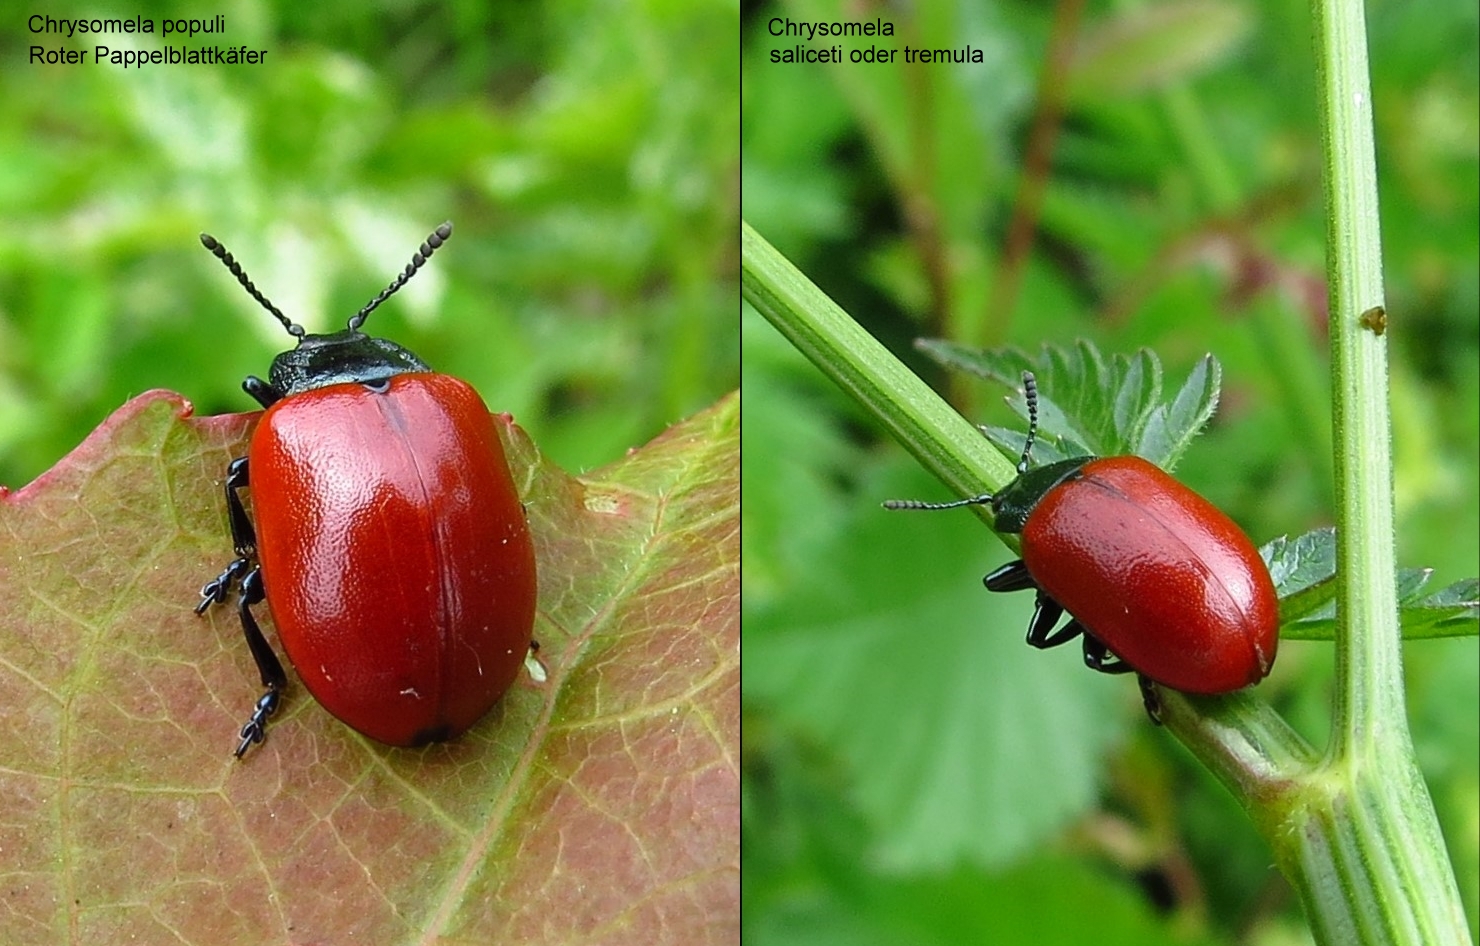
0,389 -> 739,945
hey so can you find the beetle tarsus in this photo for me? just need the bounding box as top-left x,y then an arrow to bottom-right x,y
198,506 -> 287,757
195,556 -> 252,614
1082,634 -> 1133,674
1026,595 -> 1075,648
234,689 -> 281,758
1138,676 -> 1164,724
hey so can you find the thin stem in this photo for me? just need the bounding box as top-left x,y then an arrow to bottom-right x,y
1312,0 -> 1396,756
1254,0 -> 1470,941
740,222 -> 1014,513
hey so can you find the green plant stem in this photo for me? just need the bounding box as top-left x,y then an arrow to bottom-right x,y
1151,0 -> 1468,939
1313,0 -> 1394,755
740,222 -> 1014,512
1267,0 -> 1466,942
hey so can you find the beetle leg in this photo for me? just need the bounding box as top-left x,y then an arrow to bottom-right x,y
221,457 -> 256,556
195,456 -> 288,757
232,566 -> 286,758
195,556 -> 252,614
984,560 -> 1035,593
243,375 -> 282,409
1025,594 -> 1081,649
1137,675 -> 1164,724
1082,634 -> 1134,675
236,690 -> 281,758
196,458 -> 256,611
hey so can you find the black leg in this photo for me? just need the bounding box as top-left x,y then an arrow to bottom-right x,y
984,559 -> 1035,593
195,457 -> 255,612
232,567 -> 285,758
236,691 -> 281,758
222,457 -> 255,556
196,455 -> 288,757
1137,675 -> 1164,724
195,556 -> 252,615
1025,594 -> 1085,649
1082,634 -> 1133,674
243,375 -> 281,409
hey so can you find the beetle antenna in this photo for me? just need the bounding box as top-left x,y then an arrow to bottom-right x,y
883,371 -> 1042,513
201,234 -> 305,338
1018,371 -> 1038,474
347,222 -> 453,332
883,495 -> 993,511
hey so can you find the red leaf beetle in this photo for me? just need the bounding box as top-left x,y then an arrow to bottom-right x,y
886,371 -> 1278,699
195,223 -> 538,757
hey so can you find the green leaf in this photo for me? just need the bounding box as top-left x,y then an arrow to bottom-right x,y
0,390 -> 738,943
1139,355 -> 1220,465
914,341 -> 1221,468
1259,528 -> 1477,640
747,460 -> 1124,872
748,855 -> 1224,946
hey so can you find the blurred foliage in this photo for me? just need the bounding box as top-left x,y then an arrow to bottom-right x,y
743,0 -> 1477,943
0,0 -> 738,487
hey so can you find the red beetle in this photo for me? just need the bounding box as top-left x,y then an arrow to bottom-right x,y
887,371 -> 1278,696
195,223 -> 538,756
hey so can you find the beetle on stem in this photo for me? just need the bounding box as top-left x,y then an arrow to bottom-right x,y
886,371 -> 1278,699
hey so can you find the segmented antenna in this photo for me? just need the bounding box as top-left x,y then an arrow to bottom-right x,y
882,495 -> 993,511
881,371 -> 1040,512
200,233 -> 304,338
347,222 -> 453,332
1017,371 -> 1038,474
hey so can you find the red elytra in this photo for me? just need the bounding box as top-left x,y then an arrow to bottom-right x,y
886,371 -> 1278,699
194,223 -> 538,756
1018,455 -> 1277,693
250,373 -> 536,746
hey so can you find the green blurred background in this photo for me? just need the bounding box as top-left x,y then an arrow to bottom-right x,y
0,0 -> 738,488
743,1 -> 1477,944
